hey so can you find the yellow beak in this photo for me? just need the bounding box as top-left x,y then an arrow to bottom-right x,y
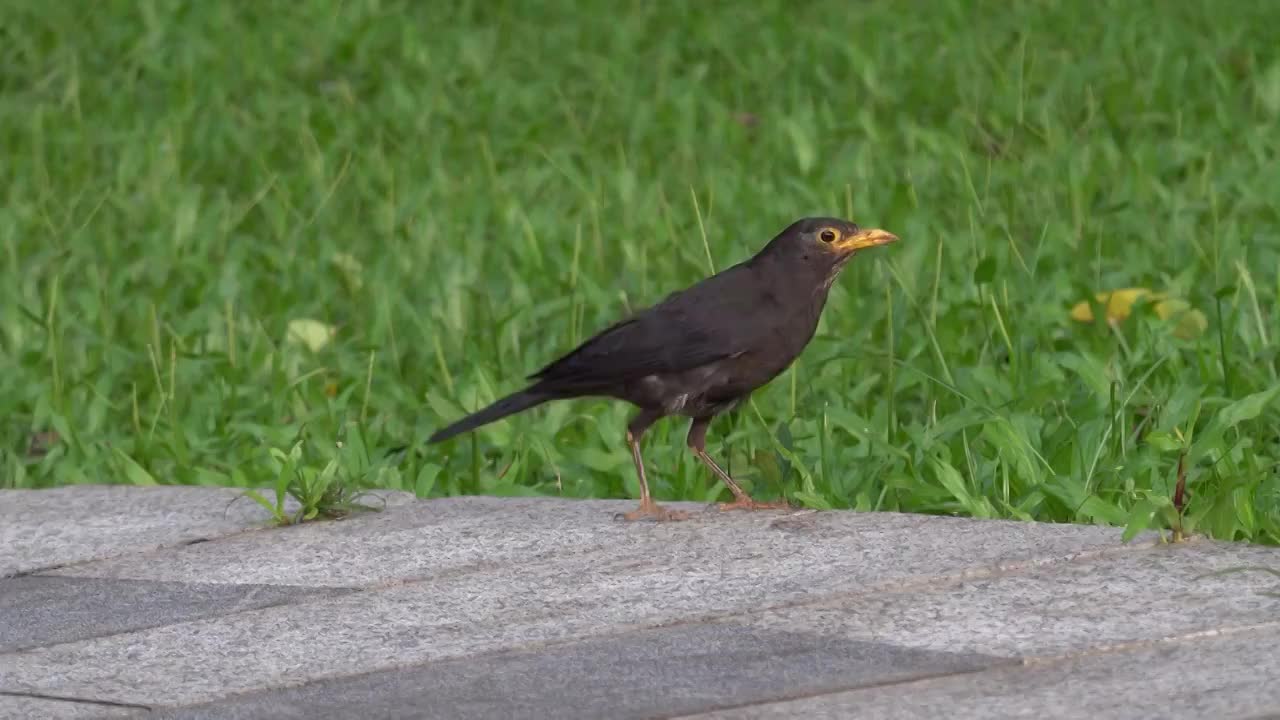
835,228 -> 899,253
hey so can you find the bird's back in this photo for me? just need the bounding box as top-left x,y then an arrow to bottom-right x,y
529,256 -> 827,393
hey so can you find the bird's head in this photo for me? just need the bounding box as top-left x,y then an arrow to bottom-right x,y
760,216 -> 899,274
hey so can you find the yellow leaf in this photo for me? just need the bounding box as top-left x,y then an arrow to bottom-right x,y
331,252 -> 364,291
1070,288 -> 1207,339
1070,288 -> 1161,323
1154,298 -> 1209,339
286,318 -> 336,352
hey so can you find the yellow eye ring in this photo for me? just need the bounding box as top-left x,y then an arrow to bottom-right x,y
820,229 -> 837,243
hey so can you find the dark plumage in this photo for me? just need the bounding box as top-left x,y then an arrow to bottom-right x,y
428,217 -> 899,520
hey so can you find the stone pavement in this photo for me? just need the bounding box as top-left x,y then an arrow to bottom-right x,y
2,485 -> 1279,719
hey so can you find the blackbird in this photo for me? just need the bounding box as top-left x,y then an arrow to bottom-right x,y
428,217 -> 898,521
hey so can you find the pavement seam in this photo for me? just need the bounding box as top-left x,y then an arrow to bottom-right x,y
0,585 -> 360,655
661,620 -> 1280,719
1016,618 -> 1280,665
9,497 -> 1160,583
164,657 -> 1016,719
642,536 -> 1170,632
3,529 -> 274,580
657,665 -> 1013,719
361,534 -> 1166,593
0,489 -> 414,580
0,689 -> 150,711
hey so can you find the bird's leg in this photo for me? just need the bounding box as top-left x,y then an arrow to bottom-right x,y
618,409 -> 690,522
687,416 -> 791,512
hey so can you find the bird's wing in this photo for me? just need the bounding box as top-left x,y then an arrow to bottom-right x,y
529,263 -> 766,388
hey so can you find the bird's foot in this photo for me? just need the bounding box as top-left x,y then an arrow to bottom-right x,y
716,496 -> 792,512
615,500 -> 692,522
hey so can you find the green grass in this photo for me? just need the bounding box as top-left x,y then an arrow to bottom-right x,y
3,0 -> 1279,543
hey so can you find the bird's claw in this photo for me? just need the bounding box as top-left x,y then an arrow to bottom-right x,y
614,502 -> 692,522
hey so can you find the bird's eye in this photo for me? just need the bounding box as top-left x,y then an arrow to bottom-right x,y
820,230 -> 837,243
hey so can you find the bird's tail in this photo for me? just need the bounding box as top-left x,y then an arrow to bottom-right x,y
427,387 -> 556,444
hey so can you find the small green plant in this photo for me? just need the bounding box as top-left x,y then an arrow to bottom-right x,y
240,424 -> 386,525
1121,382 -> 1280,544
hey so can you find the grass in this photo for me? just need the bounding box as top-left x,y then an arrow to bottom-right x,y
2,0 -> 1279,543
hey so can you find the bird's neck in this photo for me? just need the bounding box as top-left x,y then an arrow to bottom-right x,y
750,252 -> 840,330
752,249 -> 843,302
